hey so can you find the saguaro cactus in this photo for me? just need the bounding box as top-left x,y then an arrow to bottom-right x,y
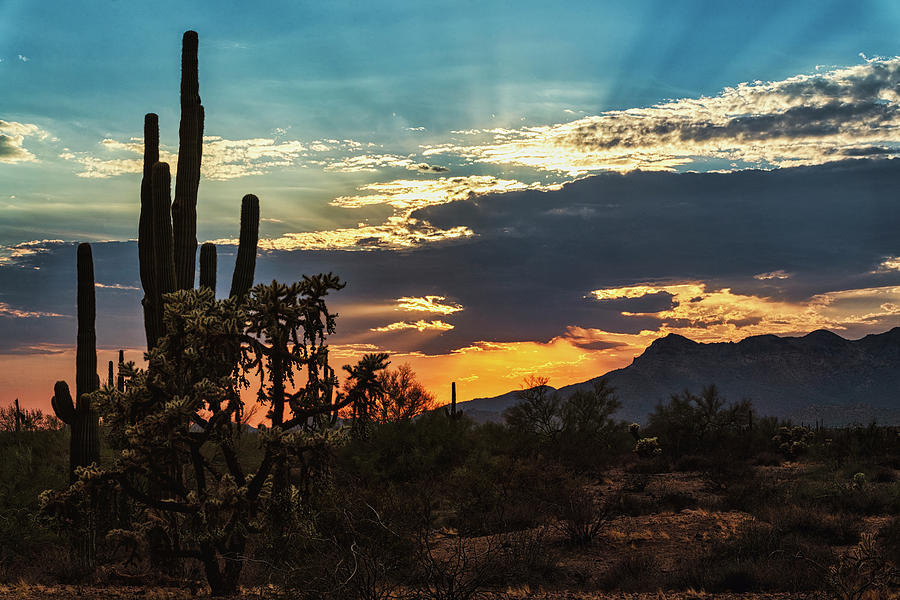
199,242 -> 216,291
138,31 -> 260,350
51,243 -> 100,481
172,30 -> 204,292
229,194 -> 260,299
116,350 -> 125,392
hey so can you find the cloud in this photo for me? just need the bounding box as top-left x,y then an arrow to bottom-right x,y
422,58 -> 900,175
6,161 -> 900,400
240,176 -> 537,250
323,153 -> 416,173
875,257 -> 900,272
0,301 -> 64,319
61,135 -> 308,180
17,55 -> 28,62
754,270 -> 791,280
0,239 -> 64,264
395,296 -> 463,314
0,121 -> 47,163
332,176 -> 536,212
371,320 -> 455,332
412,163 -> 449,173
223,216 -> 473,251
95,282 -> 140,291
588,281 -> 900,342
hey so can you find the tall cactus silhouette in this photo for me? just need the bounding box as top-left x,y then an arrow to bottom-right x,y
138,31 -> 260,350
199,242 -> 217,291
51,243 -> 100,482
172,30 -> 204,292
230,194 -> 260,299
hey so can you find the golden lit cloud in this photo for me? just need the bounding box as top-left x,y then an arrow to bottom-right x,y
323,153 -> 416,172
876,256 -> 900,272
0,120 -> 47,163
424,58 -> 900,175
371,320 -> 454,332
0,239 -> 64,264
61,135 -> 308,180
232,175 -> 539,251
332,176 -> 535,211
590,281 -> 900,342
754,270 -> 791,280
0,301 -> 64,319
212,215 -> 473,251
395,296 -> 463,314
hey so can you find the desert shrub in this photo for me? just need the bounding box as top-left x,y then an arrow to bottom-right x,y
447,456 -> 550,536
480,528 -> 559,587
598,553 -> 663,591
753,451 -> 783,466
719,470 -> 786,515
414,534 -> 494,600
613,492 -> 657,517
794,478 -> 900,516
670,522 -> 833,592
878,516 -> 900,567
341,410 -> 477,487
650,482 -> 698,513
0,430 -> 68,582
827,534 -> 899,600
762,504 -> 860,546
551,481 -> 612,545
672,453 -> 712,472
645,385 -> 759,459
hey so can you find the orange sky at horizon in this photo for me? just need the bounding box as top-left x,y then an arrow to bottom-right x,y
5,278 -> 900,418
0,335 -> 645,417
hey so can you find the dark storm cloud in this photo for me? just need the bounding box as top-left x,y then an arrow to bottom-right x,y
3,159 -> 900,356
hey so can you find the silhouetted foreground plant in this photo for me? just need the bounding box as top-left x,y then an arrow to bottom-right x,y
139,31 -> 259,351
41,278 -> 375,596
49,243 -> 100,484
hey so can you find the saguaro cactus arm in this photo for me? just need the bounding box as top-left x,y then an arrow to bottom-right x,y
199,242 -> 217,291
229,194 -> 260,299
51,381 -> 75,425
172,30 -> 204,291
140,113 -> 161,348
75,243 -> 98,403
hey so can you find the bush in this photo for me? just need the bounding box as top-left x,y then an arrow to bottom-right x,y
670,522 -> 833,592
598,554 -> 662,591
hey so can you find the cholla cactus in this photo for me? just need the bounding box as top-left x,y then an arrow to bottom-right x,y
634,436 -> 662,459
772,425 -> 813,458
827,533 -> 899,599
629,422 -> 641,441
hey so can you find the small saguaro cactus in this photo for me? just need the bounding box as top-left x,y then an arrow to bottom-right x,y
199,242 -> 217,291
229,194 -> 260,300
116,349 -> 125,392
13,398 -> 21,432
446,381 -> 463,419
138,31 -> 261,350
51,243 -> 101,482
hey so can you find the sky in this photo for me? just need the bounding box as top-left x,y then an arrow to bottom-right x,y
3,0 -> 900,411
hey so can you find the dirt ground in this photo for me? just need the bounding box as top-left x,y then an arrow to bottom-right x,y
3,465 -> 895,599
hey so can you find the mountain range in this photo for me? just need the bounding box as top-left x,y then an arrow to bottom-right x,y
456,328 -> 900,425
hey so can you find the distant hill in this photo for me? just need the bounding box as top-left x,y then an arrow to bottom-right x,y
456,328 -> 900,425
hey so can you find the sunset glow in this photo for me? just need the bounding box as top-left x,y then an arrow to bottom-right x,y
3,2 -> 900,415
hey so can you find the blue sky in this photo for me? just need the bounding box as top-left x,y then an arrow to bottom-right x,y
4,0 -> 900,408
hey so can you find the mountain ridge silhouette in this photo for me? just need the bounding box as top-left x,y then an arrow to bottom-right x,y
456,327 -> 900,425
